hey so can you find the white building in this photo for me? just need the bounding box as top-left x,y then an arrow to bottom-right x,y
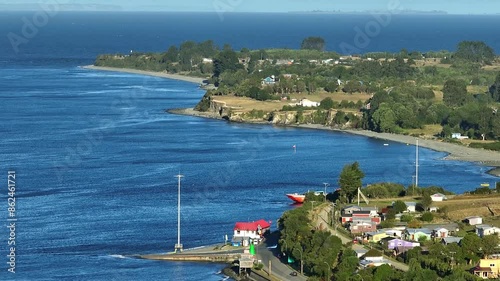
233,220 -> 271,241
431,193 -> 447,202
476,225 -> 500,238
405,202 -> 417,213
298,98 -> 320,107
465,216 -> 483,226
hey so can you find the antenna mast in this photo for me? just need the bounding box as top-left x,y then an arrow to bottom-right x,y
415,140 -> 419,189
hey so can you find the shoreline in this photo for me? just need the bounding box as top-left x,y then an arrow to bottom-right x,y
170,108 -> 500,177
81,65 -> 207,85
80,66 -> 500,177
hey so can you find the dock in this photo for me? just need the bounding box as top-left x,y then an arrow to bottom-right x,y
137,244 -> 244,263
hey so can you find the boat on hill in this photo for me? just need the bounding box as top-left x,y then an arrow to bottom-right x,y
286,191 -> 325,203
286,193 -> 306,203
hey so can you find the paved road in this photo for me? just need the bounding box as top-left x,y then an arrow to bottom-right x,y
315,204 -> 409,272
257,231 -> 307,281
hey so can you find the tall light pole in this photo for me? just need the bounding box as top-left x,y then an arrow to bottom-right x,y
298,246 -> 304,275
323,182 -> 329,201
415,139 -> 419,189
174,173 -> 184,253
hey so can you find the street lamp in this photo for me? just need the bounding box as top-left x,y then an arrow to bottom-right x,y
296,246 -> 304,275
323,261 -> 331,281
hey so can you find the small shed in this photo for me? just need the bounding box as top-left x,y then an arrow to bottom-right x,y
431,193 -> 447,202
464,216 -> 483,226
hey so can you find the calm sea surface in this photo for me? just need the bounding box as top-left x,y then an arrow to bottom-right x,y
0,12 -> 499,280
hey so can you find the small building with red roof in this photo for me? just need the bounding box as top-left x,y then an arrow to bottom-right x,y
232,219 -> 271,245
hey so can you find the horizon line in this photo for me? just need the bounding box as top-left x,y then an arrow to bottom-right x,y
0,10 -> 499,15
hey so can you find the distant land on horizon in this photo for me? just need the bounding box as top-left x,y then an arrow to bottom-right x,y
291,9 -> 448,15
1,4 -> 500,15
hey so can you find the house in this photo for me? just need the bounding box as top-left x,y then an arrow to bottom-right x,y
405,202 -> 417,213
275,59 -> 294,65
341,213 -> 353,224
429,206 -> 439,212
433,227 -> 449,239
350,221 -> 376,234
202,58 -> 213,63
366,231 -> 389,243
476,225 -> 500,238
360,249 -> 389,267
386,238 -> 420,250
298,98 -> 320,107
441,237 -> 463,245
404,228 -> 432,242
342,205 -> 362,214
360,207 -> 379,217
452,133 -> 469,140
465,216 -> 483,226
354,249 -> 368,258
233,219 -> 271,242
261,76 -> 276,85
431,193 -> 447,202
473,258 -> 500,279
385,228 -> 403,238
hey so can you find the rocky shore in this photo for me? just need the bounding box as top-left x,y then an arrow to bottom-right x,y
170,108 -> 500,177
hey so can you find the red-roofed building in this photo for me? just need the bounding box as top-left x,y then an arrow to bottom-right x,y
233,220 -> 271,242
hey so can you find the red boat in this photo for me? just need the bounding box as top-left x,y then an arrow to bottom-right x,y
286,193 -> 306,203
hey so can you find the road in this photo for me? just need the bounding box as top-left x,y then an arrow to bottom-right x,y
315,204 -> 409,272
256,231 -> 307,281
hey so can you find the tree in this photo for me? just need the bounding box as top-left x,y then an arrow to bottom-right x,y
301,37 -> 326,51
454,41 -> 495,64
420,212 -> 434,222
393,200 -> 407,213
482,235 -> 500,257
420,194 -> 432,211
461,233 -> 482,263
489,72 -> 500,102
213,49 -> 243,78
338,162 -> 365,203
443,79 -> 468,107
371,103 -> 397,132
320,97 -> 335,109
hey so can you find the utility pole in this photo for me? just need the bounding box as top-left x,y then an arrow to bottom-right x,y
174,173 -> 184,253
415,139 -> 419,189
323,182 -> 329,201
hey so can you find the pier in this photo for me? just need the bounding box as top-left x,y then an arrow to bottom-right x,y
138,244 -> 244,263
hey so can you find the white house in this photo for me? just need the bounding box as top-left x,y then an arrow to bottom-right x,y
429,206 -> 439,212
476,225 -> 500,238
360,249 -> 390,268
202,58 -> 213,63
298,98 -> 320,107
433,227 -> 449,238
431,193 -> 447,202
405,202 -> 417,213
233,220 -> 271,241
464,216 -> 483,226
451,133 -> 469,140
385,229 -> 404,238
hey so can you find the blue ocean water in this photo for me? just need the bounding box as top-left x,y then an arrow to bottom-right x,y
0,12 -> 499,280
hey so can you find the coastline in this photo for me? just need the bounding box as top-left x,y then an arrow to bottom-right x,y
81,65 -> 207,85
170,108 -> 500,177
81,65 -> 500,177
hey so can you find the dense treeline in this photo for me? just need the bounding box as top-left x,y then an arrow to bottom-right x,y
95,39 -> 500,142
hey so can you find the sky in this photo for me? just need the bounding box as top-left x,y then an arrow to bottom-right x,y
1,0 -> 499,14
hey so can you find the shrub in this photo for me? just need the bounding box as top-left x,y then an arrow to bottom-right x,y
401,214 -> 413,222
421,212 -> 434,222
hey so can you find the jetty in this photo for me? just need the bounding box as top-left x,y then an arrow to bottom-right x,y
138,244 -> 244,263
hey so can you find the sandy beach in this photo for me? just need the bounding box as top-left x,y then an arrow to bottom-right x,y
83,66 -> 500,177
81,65 -> 207,85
